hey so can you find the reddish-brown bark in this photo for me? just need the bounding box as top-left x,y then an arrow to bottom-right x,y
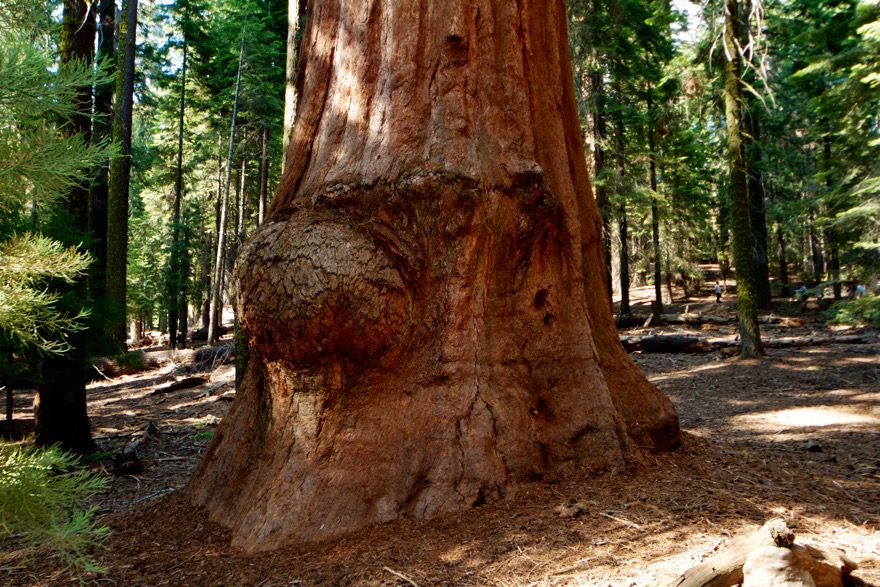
189,0 -> 679,552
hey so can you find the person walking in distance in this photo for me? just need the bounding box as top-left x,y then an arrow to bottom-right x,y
714,282 -> 723,303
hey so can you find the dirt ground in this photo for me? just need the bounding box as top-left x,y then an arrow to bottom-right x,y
2,288 -> 879,586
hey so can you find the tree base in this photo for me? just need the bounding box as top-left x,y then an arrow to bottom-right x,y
188,173 -> 674,551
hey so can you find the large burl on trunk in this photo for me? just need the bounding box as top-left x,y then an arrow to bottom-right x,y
189,0 -> 680,551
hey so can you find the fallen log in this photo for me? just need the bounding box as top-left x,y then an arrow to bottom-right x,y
189,325 -> 229,342
622,334 -> 871,354
616,314 -> 649,329
150,376 -> 208,395
670,518 -> 795,587
621,335 -> 713,354
670,518 -> 857,587
660,312 -> 705,324
763,335 -> 865,348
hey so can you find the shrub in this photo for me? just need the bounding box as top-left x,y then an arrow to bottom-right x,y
0,445 -> 109,579
825,296 -> 880,326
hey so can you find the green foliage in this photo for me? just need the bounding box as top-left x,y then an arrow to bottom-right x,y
0,27 -> 112,221
0,444 -> 109,578
0,235 -> 89,353
825,295 -> 880,325
122,0 -> 287,332
0,9 -> 111,359
118,350 -> 148,370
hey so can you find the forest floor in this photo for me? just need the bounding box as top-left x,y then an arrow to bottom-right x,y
2,286 -> 880,586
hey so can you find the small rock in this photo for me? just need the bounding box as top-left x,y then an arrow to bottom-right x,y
805,440 -> 823,452
113,451 -> 143,476
554,503 -> 585,518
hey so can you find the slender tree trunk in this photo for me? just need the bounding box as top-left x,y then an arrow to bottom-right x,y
169,41 -> 187,350
745,110 -> 772,309
647,95 -> 663,318
590,70 -> 613,303
822,135 -> 841,300
178,225 -> 190,345
724,0 -> 762,357
238,157 -> 247,246
666,248 -> 675,302
618,208 -> 630,313
258,126 -> 270,226
5,383 -> 11,423
207,140 -> 223,332
776,224 -> 791,297
190,0 -> 680,552
232,161 -> 242,248
90,0 -> 116,300
35,0 -> 96,454
208,30 -> 245,346
201,238 -> 212,330
809,221 -> 824,286
615,119 -> 629,315
740,0 -> 771,310
828,242 -> 841,298
107,0 -> 139,344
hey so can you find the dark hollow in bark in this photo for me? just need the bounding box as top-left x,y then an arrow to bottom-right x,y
189,0 -> 679,552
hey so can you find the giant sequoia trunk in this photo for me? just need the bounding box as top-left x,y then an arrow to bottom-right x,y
189,0 -> 680,552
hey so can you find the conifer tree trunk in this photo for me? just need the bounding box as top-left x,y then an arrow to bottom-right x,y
237,157 -> 247,245
35,0 -> 96,454
258,126 -> 270,226
740,0 -> 771,310
615,120 -> 630,315
776,224 -> 791,297
590,71 -> 613,303
823,135 -> 841,300
190,0 -> 680,551
618,208 -> 630,312
90,0 -> 116,299
647,95 -> 663,318
745,108 -> 772,309
809,221 -> 824,286
107,0 -> 139,344
724,0 -> 762,357
208,31 -> 245,346
169,41 -> 187,350
58,0 -> 95,232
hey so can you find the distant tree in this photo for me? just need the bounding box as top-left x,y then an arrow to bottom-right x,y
207,29 -> 245,346
90,0 -> 117,299
723,0 -> 763,357
169,36 -> 189,350
107,0 -> 139,343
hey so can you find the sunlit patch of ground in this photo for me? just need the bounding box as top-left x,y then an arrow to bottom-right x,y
733,404 -> 880,439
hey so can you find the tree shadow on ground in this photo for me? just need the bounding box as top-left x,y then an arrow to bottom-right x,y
3,344 -> 878,586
